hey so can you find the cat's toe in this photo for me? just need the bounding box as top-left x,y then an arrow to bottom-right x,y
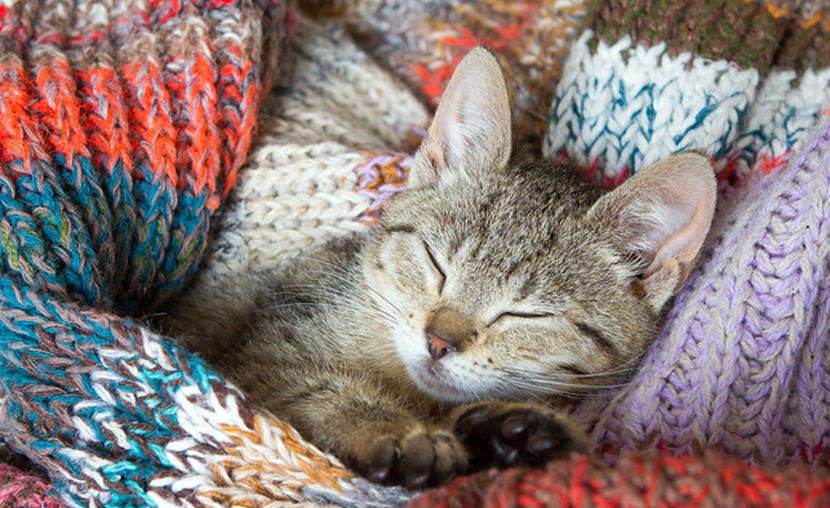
488,432 -> 520,467
398,428 -> 467,488
526,428 -> 566,458
361,436 -> 400,484
496,409 -> 573,467
397,432 -> 436,488
455,402 -> 588,471
348,427 -> 467,489
431,431 -> 465,484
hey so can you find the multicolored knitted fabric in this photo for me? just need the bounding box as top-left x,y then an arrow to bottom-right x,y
410,450 -> 830,508
546,0 -> 830,186
0,1 -> 417,507
0,462 -> 65,508
0,0 -> 290,313
188,15 -> 430,278
4,0 -> 830,507
304,0 -> 586,150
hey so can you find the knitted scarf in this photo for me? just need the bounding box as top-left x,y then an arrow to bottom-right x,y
2,1 -> 830,508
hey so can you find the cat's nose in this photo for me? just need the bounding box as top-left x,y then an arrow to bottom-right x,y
426,328 -> 457,361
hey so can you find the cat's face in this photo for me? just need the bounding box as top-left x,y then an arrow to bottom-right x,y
363,162 -> 640,402
362,48 -> 716,404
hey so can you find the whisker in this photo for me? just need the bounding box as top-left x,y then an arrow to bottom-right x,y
254,285 -> 401,328
503,369 -> 632,392
291,256 -> 404,315
550,347 -> 652,380
505,379 -> 620,400
250,302 -> 327,313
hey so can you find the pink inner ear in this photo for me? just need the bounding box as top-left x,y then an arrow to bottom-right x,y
643,201 -> 713,279
410,47 -> 513,188
426,144 -> 444,172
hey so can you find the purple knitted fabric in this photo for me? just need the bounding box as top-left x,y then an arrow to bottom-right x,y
574,118 -> 830,466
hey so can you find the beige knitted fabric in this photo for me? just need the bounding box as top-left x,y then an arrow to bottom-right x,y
191,15 -> 429,291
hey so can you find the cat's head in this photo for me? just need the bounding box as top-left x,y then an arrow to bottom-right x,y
362,48 -> 716,404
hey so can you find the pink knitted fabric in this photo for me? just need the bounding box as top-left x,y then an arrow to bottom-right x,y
0,463 -> 65,508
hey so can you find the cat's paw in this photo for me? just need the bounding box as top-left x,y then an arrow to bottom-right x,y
453,401 -> 588,471
346,425 -> 468,489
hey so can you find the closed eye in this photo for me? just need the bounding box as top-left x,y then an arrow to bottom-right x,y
488,312 -> 553,326
423,240 -> 446,294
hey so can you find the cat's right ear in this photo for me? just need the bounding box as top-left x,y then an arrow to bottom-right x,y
409,47 -> 512,189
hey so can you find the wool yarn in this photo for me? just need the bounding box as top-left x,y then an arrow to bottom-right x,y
545,0 -> 830,185
304,0 -> 586,150
1,277 -> 414,508
186,15 -> 428,288
408,450 -> 830,508
3,0 -> 830,507
0,0 -> 291,314
0,462 -> 65,508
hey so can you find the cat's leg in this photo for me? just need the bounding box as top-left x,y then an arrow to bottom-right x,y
269,371 -> 468,489
449,401 -> 589,472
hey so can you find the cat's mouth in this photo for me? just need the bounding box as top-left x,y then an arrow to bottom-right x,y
414,361 -> 446,388
408,360 -> 473,403
391,333 -> 478,402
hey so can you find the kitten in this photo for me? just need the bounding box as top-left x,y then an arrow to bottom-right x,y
168,48 -> 716,489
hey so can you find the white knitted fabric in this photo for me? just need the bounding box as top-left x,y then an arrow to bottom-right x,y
545,30 -> 830,184
731,68 -> 830,180
544,31 -> 760,179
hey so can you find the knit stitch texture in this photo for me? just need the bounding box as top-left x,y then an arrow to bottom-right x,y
572,110 -> 830,465
0,1 -> 413,507
546,0 -> 830,184
0,463 -> 65,508
409,450 -> 830,508
3,1 -> 830,507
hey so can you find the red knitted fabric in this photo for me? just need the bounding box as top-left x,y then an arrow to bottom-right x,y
408,451 -> 830,508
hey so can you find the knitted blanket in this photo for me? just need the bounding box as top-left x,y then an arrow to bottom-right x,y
2,1 -> 830,508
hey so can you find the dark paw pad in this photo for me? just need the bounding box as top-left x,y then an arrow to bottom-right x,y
455,404 -> 585,471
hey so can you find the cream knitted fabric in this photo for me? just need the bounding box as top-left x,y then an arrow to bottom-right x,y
193,16 -> 429,290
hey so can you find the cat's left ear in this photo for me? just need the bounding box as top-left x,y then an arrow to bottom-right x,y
587,153 -> 717,312
409,47 -> 512,189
